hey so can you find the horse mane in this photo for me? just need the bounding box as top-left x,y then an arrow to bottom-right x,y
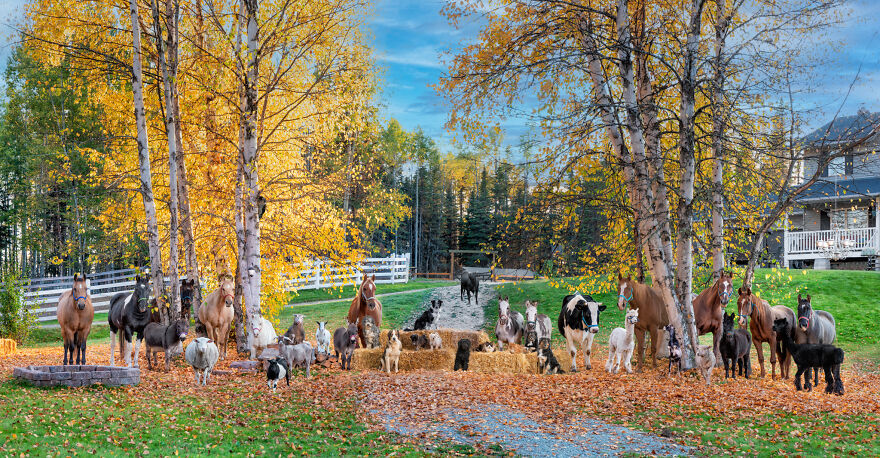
751,293 -> 768,323
347,278 -> 368,322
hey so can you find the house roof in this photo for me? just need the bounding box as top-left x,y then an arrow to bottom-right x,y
803,109 -> 880,147
795,176 -> 880,204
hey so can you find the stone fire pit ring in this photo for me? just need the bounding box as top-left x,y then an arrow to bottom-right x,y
13,365 -> 140,387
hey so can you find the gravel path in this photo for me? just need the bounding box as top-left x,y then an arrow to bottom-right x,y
374,403 -> 691,457
403,282 -> 496,331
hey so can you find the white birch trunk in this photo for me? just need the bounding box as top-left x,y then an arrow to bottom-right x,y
151,0 -> 180,321
130,0 -> 165,306
710,0 -> 729,277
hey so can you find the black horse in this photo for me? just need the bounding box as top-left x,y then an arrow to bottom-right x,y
460,272 -> 479,305
108,274 -> 152,367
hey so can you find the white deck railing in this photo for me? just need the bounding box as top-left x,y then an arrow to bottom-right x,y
14,254 -> 410,323
785,227 -> 878,260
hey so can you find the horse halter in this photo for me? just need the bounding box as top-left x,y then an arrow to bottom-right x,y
581,314 -> 598,329
719,289 -> 732,303
799,312 -> 811,330
738,301 -> 754,324
619,290 -> 633,305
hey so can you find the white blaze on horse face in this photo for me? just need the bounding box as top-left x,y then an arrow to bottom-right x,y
525,303 -> 537,322
617,283 -> 628,310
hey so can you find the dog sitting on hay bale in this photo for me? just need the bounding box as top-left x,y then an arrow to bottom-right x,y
379,328 -> 490,352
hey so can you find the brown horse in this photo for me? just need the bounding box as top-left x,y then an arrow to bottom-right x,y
616,273 -> 670,371
693,271 -> 734,361
347,274 -> 382,347
736,286 -> 795,379
57,273 -> 94,365
199,274 -> 235,360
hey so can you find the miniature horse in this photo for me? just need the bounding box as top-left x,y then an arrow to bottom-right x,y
720,312 -> 751,379
348,274 -> 382,348
796,294 -> 837,385
108,274 -> 152,367
57,273 -> 94,365
460,272 -> 479,305
737,286 -> 795,379
692,271 -> 733,361
616,273 -> 669,371
774,318 -> 844,395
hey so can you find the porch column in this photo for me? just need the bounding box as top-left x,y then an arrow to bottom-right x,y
783,212 -> 789,269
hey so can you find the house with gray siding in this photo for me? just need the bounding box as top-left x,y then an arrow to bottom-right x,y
783,109 -> 880,270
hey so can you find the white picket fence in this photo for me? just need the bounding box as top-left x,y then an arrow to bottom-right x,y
18,254 -> 410,323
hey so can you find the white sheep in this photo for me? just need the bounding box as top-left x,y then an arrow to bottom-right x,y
315,321 -> 331,355
185,337 -> 219,385
250,314 -> 278,359
606,309 -> 639,374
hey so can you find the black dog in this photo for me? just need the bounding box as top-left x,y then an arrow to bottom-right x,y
410,333 -> 429,351
407,300 -> 442,331
773,318 -> 844,395
454,338 -> 471,371
537,338 -> 563,374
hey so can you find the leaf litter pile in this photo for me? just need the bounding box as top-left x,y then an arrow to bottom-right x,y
2,342 -> 879,456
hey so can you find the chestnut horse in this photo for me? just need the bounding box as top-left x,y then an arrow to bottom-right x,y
347,274 -> 382,347
616,273 -> 670,371
736,286 -> 795,379
693,271 -> 734,361
199,274 -> 235,360
57,273 -> 94,365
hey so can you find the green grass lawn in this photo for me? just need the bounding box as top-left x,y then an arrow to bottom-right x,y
0,378 -> 491,456
286,279 -> 456,305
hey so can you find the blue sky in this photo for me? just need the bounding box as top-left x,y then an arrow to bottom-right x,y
1,0 -> 879,155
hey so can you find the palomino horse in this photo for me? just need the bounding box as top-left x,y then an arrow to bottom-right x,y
108,274 -> 152,367
57,273 -> 94,365
693,271 -> 734,361
348,274 -> 382,347
796,293 -> 836,383
199,275 -> 235,360
736,286 -> 795,379
616,273 -> 669,371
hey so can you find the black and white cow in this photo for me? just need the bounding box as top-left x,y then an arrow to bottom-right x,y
557,293 -> 606,371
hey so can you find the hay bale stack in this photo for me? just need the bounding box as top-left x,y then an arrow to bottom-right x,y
0,338 -> 15,357
351,347 -> 456,371
469,350 -> 540,374
378,328 -> 490,351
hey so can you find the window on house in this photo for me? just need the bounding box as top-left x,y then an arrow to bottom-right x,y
830,208 -> 868,230
825,155 -> 847,177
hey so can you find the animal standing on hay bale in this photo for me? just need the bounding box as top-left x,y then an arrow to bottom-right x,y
695,344 -> 717,385
57,273 -> 94,365
454,338 -> 471,371
108,274 -> 152,367
348,274 -> 382,348
334,322 -> 359,370
144,319 -> 189,371
283,314 -> 305,345
616,273 -> 670,371
250,314 -> 277,359
199,274 -> 235,360
524,301 -> 551,352
363,316 -> 381,348
266,357 -> 289,392
665,324 -> 683,376
606,309 -> 638,374
558,293 -> 606,371
693,271 -> 734,362
277,336 -> 315,378
773,318 -> 844,395
460,272 -> 479,304
410,333 -> 429,351
796,294 -> 837,384
720,312 -> 752,379
315,321 -> 331,354
381,329 -> 402,374
737,286 -> 795,379
495,297 -> 524,351
429,332 -> 442,350
185,337 -> 219,385
537,338 -> 563,374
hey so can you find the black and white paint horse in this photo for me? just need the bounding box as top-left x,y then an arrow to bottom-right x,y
108,274 -> 153,367
524,300 -> 551,352
796,294 -> 837,384
558,293 -> 606,371
460,272 -> 479,305
494,297 -> 524,351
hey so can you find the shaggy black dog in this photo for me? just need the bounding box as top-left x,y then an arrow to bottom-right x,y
537,338 -> 563,374
720,311 -> 752,379
454,338 -> 471,371
773,318 -> 844,395
410,333 -> 429,351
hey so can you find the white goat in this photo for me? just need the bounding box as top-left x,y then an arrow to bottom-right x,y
606,309 -> 639,374
250,314 -> 278,359
185,337 -> 219,385
315,321 -> 332,355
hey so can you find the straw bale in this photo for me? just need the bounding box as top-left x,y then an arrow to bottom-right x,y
0,338 -> 16,357
351,347 -> 455,371
378,328 -> 490,351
